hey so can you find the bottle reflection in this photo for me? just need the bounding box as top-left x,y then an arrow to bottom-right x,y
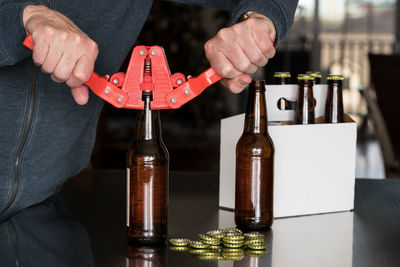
0,194 -> 94,267
127,245 -> 167,267
233,230 -> 273,267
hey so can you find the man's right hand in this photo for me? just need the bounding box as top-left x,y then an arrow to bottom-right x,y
23,5 -> 98,105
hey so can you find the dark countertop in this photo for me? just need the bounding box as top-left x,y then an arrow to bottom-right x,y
1,170 -> 400,267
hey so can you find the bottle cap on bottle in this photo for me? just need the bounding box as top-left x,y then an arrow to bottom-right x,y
273,72 -> 291,78
297,74 -> 315,81
327,74 -> 344,81
308,72 -> 322,78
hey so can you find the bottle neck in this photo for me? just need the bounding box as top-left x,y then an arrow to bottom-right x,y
243,81 -> 268,134
136,95 -> 162,141
298,80 -> 314,94
328,81 -> 342,94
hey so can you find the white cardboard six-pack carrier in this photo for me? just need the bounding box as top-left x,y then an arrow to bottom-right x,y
219,84 -> 357,218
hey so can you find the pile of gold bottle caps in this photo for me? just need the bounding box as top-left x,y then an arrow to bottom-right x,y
169,227 -> 268,261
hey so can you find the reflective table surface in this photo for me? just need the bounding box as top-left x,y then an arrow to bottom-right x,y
1,170 -> 399,267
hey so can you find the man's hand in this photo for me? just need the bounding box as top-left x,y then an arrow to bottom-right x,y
23,5 -> 98,105
204,13 -> 276,93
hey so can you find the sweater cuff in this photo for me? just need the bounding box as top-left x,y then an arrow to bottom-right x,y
232,0 -> 296,46
0,1 -> 46,66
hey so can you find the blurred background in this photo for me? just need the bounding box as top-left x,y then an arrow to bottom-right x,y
90,0 -> 400,179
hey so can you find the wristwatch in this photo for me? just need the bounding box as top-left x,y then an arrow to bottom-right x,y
240,11 -> 257,21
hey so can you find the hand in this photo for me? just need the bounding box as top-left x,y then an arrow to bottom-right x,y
23,5 -> 99,105
204,13 -> 276,93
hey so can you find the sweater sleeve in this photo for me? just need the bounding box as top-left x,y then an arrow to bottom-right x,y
167,0 -> 298,45
0,0 -> 47,67
231,0 -> 298,45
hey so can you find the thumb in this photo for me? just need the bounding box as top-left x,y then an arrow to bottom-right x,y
71,85 -> 89,105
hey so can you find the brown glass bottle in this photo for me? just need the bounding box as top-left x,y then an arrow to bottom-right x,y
307,71 -> 322,84
127,93 -> 169,245
235,80 -> 275,231
273,72 -> 291,85
295,75 -> 315,124
324,75 -> 344,123
274,72 -> 295,111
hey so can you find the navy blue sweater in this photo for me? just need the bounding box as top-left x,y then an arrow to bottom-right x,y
0,0 -> 298,221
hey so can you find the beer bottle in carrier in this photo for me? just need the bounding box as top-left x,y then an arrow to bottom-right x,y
307,71 -> 322,84
274,72 -> 295,111
273,72 -> 291,85
295,74 -> 315,124
127,92 -> 169,245
235,80 -> 275,231
324,74 -> 344,123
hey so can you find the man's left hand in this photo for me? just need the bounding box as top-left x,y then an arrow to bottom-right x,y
204,13 -> 276,93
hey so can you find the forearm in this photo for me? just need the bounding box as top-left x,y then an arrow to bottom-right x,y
202,0 -> 298,93
0,1 -> 47,66
231,0 -> 298,45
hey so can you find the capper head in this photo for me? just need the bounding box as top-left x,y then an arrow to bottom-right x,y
120,46 -> 183,110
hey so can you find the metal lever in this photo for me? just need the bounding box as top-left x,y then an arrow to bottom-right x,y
23,34 -> 128,108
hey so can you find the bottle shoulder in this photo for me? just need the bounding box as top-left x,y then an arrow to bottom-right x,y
127,140 -> 169,165
236,133 -> 274,157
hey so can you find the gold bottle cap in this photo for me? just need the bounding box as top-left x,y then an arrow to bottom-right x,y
245,238 -> 265,245
297,74 -> 315,81
310,72 -> 322,78
273,72 -> 291,78
221,227 -> 242,234
169,238 -> 190,247
222,247 -> 244,253
245,249 -> 268,257
327,74 -> 344,81
246,241 -> 268,250
199,233 -> 217,241
206,230 -> 226,239
189,240 -> 210,249
243,232 -> 264,239
223,233 -> 245,241
223,242 -> 244,248
202,239 -> 222,245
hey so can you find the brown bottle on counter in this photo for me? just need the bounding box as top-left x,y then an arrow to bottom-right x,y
324,74 -> 344,123
295,74 -> 315,124
235,80 -> 275,231
127,93 -> 169,245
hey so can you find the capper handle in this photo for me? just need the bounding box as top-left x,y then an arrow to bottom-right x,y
23,34 -> 128,108
166,68 -> 222,109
